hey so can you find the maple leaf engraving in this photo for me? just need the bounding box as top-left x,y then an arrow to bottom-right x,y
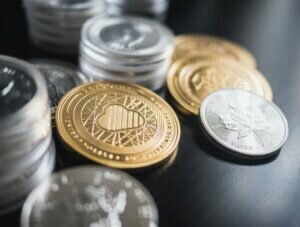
216,105 -> 269,146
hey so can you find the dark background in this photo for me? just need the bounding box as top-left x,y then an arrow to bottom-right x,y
1,0 -> 300,226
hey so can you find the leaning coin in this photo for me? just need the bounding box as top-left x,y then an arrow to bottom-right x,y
173,34 -> 257,68
31,59 -> 89,126
167,53 -> 272,115
199,89 -> 288,158
21,166 -> 158,227
56,81 -> 180,169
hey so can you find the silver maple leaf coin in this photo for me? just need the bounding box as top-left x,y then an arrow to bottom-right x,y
21,166 -> 158,227
199,88 -> 289,158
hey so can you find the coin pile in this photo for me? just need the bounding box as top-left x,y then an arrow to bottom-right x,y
23,0 -> 106,54
31,59 -> 89,127
21,166 -> 159,227
79,16 -> 174,90
167,34 -> 289,158
105,0 -> 170,20
56,81 -> 181,169
0,56 -> 55,214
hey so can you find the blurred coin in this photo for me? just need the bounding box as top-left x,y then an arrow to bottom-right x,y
200,89 -> 288,158
31,60 -> 88,126
167,53 -> 272,115
56,81 -> 180,169
173,35 -> 257,68
21,166 -> 158,227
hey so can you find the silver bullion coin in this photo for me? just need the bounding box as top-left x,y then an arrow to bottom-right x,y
200,89 -> 289,158
82,16 -> 174,60
21,166 -> 158,227
31,60 -> 88,122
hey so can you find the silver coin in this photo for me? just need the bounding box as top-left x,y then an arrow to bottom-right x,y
200,89 -> 289,158
82,16 -> 173,60
21,166 -> 158,227
31,60 -> 88,121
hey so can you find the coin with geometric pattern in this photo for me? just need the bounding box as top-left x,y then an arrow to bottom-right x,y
56,81 -> 181,169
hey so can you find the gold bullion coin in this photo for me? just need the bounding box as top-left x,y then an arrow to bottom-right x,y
56,81 -> 181,169
167,53 -> 272,115
173,34 -> 257,68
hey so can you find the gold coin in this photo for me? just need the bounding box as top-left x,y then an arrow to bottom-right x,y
167,53 -> 272,115
56,81 -> 181,169
173,34 -> 257,68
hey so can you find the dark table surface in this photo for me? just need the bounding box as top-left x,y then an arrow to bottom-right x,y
1,0 -> 300,226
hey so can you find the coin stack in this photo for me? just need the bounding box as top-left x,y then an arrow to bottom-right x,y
56,81 -> 181,170
167,34 -> 289,158
105,0 -> 170,20
79,16 -> 174,91
23,0 -> 106,54
0,56 -> 55,214
30,59 -> 89,127
21,166 -> 158,227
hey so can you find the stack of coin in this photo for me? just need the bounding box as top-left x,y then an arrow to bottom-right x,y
23,0 -> 106,54
79,16 -> 174,90
105,0 -> 170,20
30,59 -> 89,127
167,35 -> 273,115
56,81 -> 181,170
21,166 -> 159,227
0,56 -> 55,214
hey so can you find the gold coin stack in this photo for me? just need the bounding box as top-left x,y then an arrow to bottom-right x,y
167,34 -> 273,115
56,81 -> 181,170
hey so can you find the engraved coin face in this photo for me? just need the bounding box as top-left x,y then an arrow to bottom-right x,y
21,166 -> 158,227
56,81 -> 180,169
200,89 -> 288,158
0,63 -> 36,118
32,60 -> 86,121
83,16 -> 173,58
173,35 -> 257,68
167,53 -> 272,115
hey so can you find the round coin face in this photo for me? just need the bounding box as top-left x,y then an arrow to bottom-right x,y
32,60 -> 87,121
173,35 -> 257,68
82,16 -> 174,59
56,81 -> 180,169
21,166 -> 158,227
0,60 -> 37,118
200,89 -> 288,158
167,53 -> 272,115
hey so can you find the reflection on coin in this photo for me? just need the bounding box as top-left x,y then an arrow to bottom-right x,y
167,53 -> 272,115
56,81 -> 180,169
21,166 -> 158,227
173,35 -> 257,68
31,60 -> 88,125
0,62 -> 37,117
200,89 -> 288,158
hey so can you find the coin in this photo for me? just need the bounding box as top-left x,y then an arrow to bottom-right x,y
173,35 -> 257,68
32,60 -> 88,126
200,89 -> 288,158
56,81 -> 180,169
167,53 -> 272,115
21,166 -> 158,227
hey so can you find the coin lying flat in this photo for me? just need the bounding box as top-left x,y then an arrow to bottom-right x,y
21,166 -> 158,227
32,60 -> 88,126
167,53 -> 272,115
200,89 -> 288,158
56,81 -> 180,169
173,35 -> 257,68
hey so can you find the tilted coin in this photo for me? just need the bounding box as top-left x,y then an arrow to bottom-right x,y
167,53 -> 272,115
56,81 -> 180,169
200,89 -> 288,158
21,166 -> 158,227
31,60 -> 88,126
173,34 -> 257,68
